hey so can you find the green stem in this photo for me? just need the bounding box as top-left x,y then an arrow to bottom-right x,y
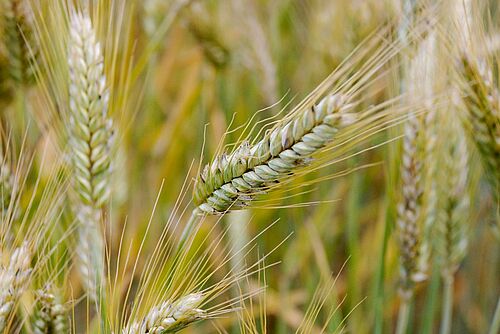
346,171 -> 361,301
489,296 -> 500,334
396,296 -> 411,334
178,208 -> 202,251
421,265 -> 440,334
227,210 -> 250,334
439,274 -> 454,334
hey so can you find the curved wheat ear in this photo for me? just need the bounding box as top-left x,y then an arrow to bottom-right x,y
122,293 -> 206,334
68,11 -> 113,302
2,0 -> 36,85
396,113 -> 427,298
0,242 -> 32,332
33,289 -> 68,334
193,94 -> 355,214
460,57 -> 500,194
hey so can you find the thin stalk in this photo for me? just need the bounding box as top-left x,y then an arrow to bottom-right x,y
421,264 -> 440,334
439,274 -> 454,334
374,142 -> 397,334
346,168 -> 362,331
14,89 -> 27,134
227,210 -> 249,334
396,296 -> 411,334
178,208 -> 202,251
489,296 -> 500,334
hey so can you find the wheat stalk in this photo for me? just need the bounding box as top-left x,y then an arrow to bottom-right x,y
32,289 -> 68,334
122,293 -> 206,334
193,94 -> 356,214
67,10 -> 113,302
0,242 -> 32,332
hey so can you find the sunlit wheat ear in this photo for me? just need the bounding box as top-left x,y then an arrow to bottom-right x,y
67,10 -> 113,302
0,242 -> 32,332
122,293 -> 206,334
460,56 -> 500,196
32,289 -> 68,334
396,112 -> 427,298
1,0 -> 37,85
194,94 -> 356,214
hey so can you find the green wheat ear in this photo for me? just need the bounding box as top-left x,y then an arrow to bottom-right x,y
460,56 -> 500,197
194,94 -> 356,214
67,10 -> 114,302
2,0 -> 37,86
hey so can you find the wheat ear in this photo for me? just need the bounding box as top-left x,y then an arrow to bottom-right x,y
396,112 -> 427,298
436,122 -> 469,334
1,0 -> 36,85
460,57 -> 500,196
32,289 -> 68,334
0,242 -> 32,332
68,11 -> 113,302
437,130 -> 469,276
193,94 -> 355,214
122,293 -> 206,334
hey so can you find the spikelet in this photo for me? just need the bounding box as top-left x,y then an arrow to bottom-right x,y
193,94 -> 356,214
436,124 -> 469,277
0,242 -> 32,332
67,11 -> 113,302
1,0 -> 37,85
32,289 -> 68,334
460,56 -> 500,196
122,293 -> 206,334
